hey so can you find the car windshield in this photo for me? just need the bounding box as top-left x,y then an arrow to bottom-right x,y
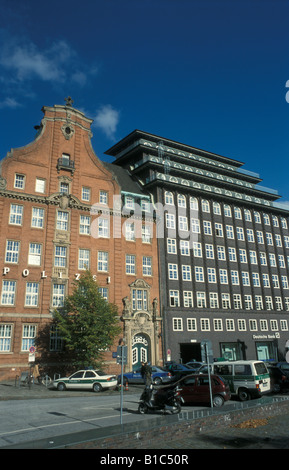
95,370 -> 106,376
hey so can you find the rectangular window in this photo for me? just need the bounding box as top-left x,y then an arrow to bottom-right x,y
226,319 -> 235,331
52,284 -> 65,307
168,263 -> 178,280
132,289 -> 148,311
221,293 -> 231,309
215,223 -> 223,237
203,221 -> 212,235
247,229 -> 254,242
167,238 -> 177,254
21,325 -> 36,351
226,225 -> 234,239
57,211 -> 69,231
35,178 -> 46,193
78,249 -> 90,270
169,290 -> 180,307
183,291 -> 193,307
98,251 -> 108,272
98,217 -> 109,238
100,190 -> 108,205
1,280 -> 16,305
187,318 -> 197,331
82,187 -> 91,202
209,292 -> 219,308
195,267 -> 204,282
32,207 -> 44,228
143,257 -> 152,276
205,244 -> 214,259
125,222 -> 135,241
14,174 -> 25,189
191,218 -> 200,233
126,254 -> 136,275
182,265 -> 191,281
0,324 -> 12,352
196,292 -> 206,308
249,319 -> 258,331
5,240 -> 20,264
25,282 -> 39,307
9,204 -> 23,225
79,215 -> 91,235
249,250 -> 257,264
231,270 -> 239,285
207,268 -> 217,283
228,247 -> 236,262
50,325 -> 63,352
180,240 -> 190,255
28,243 -> 42,266
200,318 -> 210,331
233,294 -> 242,309
142,225 -> 151,243
54,246 -> 67,267
166,213 -> 175,229
98,287 -> 109,301
214,319 -> 223,331
179,216 -> 188,231
173,318 -> 183,331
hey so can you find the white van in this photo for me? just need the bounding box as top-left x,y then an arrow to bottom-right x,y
198,360 -> 270,401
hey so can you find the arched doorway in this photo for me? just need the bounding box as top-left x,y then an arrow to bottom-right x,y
132,334 -> 151,371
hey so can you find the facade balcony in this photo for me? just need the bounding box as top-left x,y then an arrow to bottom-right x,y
57,157 -> 75,174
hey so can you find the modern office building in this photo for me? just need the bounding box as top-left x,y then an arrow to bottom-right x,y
0,102 -> 161,380
106,130 -> 289,364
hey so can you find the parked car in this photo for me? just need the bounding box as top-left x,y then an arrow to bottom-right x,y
185,362 -> 204,371
268,365 -> 289,393
164,363 -> 194,382
274,362 -> 289,379
118,366 -> 173,385
175,374 -> 231,407
53,369 -> 118,392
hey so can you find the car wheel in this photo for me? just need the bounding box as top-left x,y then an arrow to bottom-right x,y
138,403 -> 148,414
153,377 -> 162,385
213,395 -> 224,407
238,388 -> 251,401
57,382 -> 66,391
93,383 -> 102,393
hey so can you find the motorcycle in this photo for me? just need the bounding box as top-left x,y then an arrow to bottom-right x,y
138,384 -> 182,414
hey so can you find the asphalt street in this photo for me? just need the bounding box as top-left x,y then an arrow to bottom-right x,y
1,380 -> 289,449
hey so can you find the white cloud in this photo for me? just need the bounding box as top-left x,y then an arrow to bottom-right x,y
0,30 -> 98,105
93,105 -> 120,139
0,97 -> 22,109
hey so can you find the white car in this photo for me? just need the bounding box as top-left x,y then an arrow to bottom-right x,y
53,369 -> 118,392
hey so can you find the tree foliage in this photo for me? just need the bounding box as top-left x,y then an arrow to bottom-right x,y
53,270 -> 121,369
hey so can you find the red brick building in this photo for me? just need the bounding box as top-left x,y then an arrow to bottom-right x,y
0,99 -> 161,380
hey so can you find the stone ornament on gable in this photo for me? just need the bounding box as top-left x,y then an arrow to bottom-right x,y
0,177 -> 7,190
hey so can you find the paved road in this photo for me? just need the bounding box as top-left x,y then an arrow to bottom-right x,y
1,381 -> 289,449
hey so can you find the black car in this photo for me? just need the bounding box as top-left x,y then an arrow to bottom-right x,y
164,363 -> 193,382
268,365 -> 289,393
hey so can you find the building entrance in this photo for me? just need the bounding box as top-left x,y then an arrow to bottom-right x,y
132,334 -> 150,370
180,343 -> 202,364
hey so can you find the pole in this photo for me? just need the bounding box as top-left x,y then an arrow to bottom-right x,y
205,343 -> 213,408
120,345 -> 124,426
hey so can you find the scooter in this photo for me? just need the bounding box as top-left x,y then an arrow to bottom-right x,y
138,384 -> 182,414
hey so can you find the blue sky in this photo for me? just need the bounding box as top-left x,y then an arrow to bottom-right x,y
1,0 -> 289,204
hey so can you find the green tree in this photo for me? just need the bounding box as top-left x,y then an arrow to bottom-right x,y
53,270 -> 121,369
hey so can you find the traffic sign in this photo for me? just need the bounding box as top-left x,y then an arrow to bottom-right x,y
29,346 -> 36,354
